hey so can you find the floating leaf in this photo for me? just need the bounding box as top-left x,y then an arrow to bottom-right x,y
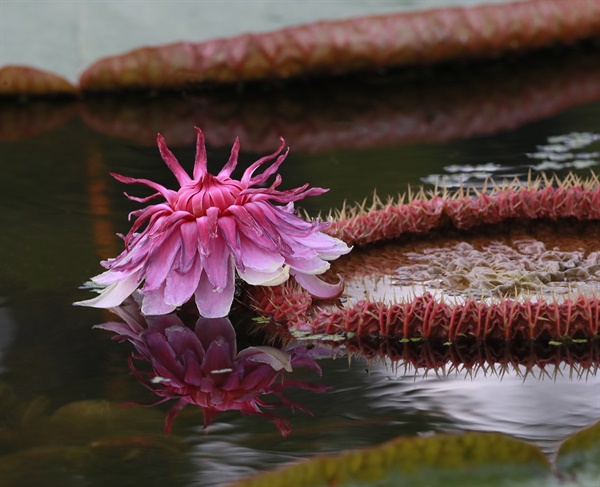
0,446 -> 91,487
227,432 -> 550,487
556,421 -> 600,481
47,399 -> 165,443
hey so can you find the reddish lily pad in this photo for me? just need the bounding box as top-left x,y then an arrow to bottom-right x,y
250,174 -> 600,342
77,43 -> 600,152
79,0 -> 600,92
0,66 -> 76,96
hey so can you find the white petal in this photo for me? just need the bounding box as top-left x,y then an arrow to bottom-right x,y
238,346 -> 292,372
73,273 -> 141,308
293,272 -> 344,299
238,265 -> 290,286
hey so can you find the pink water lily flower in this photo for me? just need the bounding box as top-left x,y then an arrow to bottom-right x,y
75,127 -> 350,317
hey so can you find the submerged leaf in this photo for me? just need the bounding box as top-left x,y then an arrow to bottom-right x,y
227,432 -> 550,487
556,421 -> 600,481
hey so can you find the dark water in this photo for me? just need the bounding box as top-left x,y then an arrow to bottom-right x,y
1,49 -> 599,486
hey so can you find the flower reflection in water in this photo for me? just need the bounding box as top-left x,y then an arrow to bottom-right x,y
95,299 -> 328,436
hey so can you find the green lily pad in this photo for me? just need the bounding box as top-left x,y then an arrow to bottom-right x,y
227,432 -> 551,487
46,399 -> 166,443
0,446 -> 91,487
556,420 -> 600,482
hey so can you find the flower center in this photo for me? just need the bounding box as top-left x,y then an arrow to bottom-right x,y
176,175 -> 243,217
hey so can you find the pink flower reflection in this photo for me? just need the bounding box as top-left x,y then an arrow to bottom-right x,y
75,127 -> 350,317
95,301 -> 327,436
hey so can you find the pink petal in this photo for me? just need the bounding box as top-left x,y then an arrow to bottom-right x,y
206,206 -> 219,236
124,204 -> 173,247
227,205 -> 262,236
143,228 -> 183,292
293,272 -> 344,299
157,133 -> 191,186
90,267 -> 135,285
141,283 -> 177,315
144,331 -> 181,377
179,220 -> 199,272
182,350 -> 206,387
240,137 -> 285,187
285,255 -> 330,275
291,232 -> 352,259
236,222 -> 280,253
110,172 -> 175,203
202,338 -> 234,376
195,318 -> 237,356
164,326 -> 204,359
192,127 -> 208,180
202,234 -> 230,291
164,254 -> 202,307
196,216 -> 211,256
247,148 -> 289,187
217,215 -> 241,265
164,399 -> 188,435
194,259 -> 236,318
237,233 -> 283,271
217,137 -> 240,178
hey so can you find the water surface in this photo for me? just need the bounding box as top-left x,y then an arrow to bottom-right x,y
0,57 -> 599,486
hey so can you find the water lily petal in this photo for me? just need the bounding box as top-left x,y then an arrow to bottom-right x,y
228,204 -> 262,236
217,136 -> 240,178
218,215 -> 242,267
157,133 -> 192,186
182,349 -> 205,387
73,273 -> 141,308
163,325 -> 203,358
195,259 -> 235,318
143,331 -> 181,378
195,318 -> 237,357
293,272 -> 344,299
238,265 -> 290,286
238,233 -> 284,271
293,232 -> 352,259
192,126 -> 208,180
241,137 -> 285,186
202,234 -> 230,290
285,255 -> 330,275
143,228 -> 183,292
202,337 -> 234,381
238,346 -> 293,372
164,254 -> 202,307
141,283 -> 177,315
179,220 -> 199,272
110,171 -> 176,203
